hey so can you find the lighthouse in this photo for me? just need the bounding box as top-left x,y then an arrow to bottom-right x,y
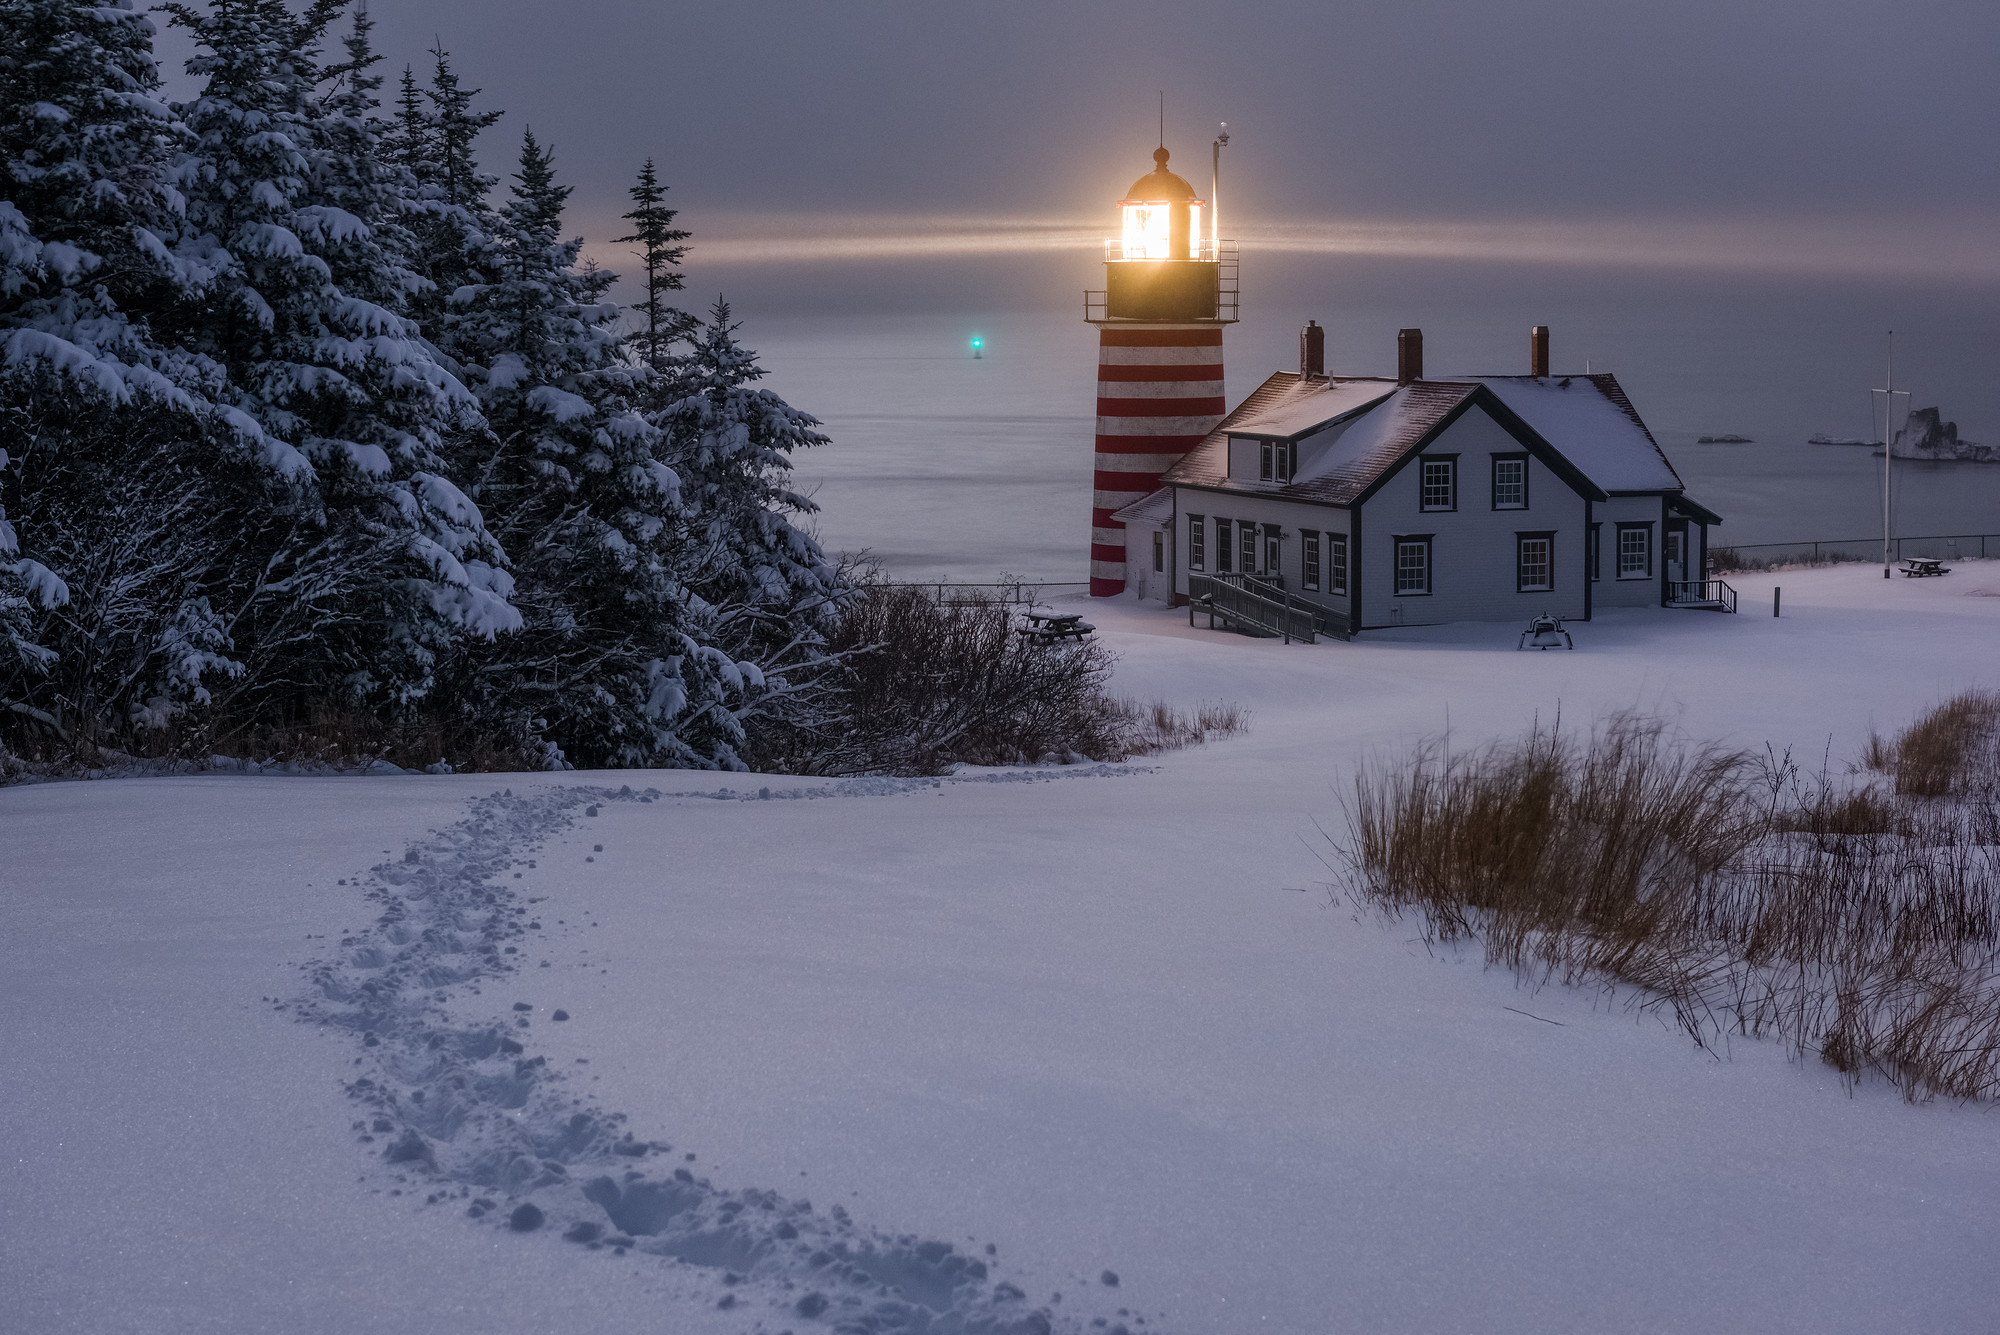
1085,143 -> 1237,596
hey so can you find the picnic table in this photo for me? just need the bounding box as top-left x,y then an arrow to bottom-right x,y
1901,557 -> 1950,577
1018,611 -> 1095,643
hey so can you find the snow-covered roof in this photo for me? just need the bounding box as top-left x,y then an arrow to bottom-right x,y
1163,371 -> 1694,507
1222,377 -> 1395,439
1473,375 -> 1683,493
1109,488 -> 1174,526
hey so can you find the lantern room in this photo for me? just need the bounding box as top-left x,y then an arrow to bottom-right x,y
1117,147 -> 1204,261
1096,145 -> 1233,323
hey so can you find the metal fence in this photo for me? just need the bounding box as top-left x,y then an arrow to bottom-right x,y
879,581 -> 1089,609
1712,533 -> 2000,569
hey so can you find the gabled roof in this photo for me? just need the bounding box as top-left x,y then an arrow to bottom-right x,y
1161,370 -> 1691,507
1473,376 -> 1683,493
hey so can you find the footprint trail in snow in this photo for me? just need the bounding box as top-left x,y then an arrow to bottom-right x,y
292,774 -> 1160,1334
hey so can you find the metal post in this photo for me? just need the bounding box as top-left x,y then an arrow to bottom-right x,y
1773,586 -> 1780,618
1210,123 -> 1228,255
1873,334 -> 1909,581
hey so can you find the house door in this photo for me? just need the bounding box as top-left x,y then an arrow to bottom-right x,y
1665,524 -> 1689,586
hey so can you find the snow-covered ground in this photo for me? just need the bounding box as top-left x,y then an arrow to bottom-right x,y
7,561 -> 2000,1334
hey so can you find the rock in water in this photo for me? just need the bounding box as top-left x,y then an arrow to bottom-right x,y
509,1203 -> 544,1231
1893,407 -> 1994,462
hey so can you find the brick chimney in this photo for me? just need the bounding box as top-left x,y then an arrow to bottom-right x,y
1300,320 -> 1324,377
1531,325 -> 1550,378
1397,328 -> 1423,385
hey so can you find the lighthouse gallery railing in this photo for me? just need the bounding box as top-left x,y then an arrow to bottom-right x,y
1085,240 -> 1238,323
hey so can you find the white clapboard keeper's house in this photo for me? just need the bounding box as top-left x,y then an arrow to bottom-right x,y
1114,325 -> 1725,637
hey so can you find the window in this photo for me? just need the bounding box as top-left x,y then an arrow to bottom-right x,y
1420,457 -> 1456,511
1589,522 -> 1602,582
1215,518 -> 1232,572
1263,524 -> 1281,575
1328,534 -> 1349,596
1302,531 -> 1321,590
1394,536 -> 1432,595
1239,521 -> 1257,575
1517,532 -> 1554,592
1189,513 -> 1206,570
1617,523 -> 1652,579
1257,441 -> 1296,484
1492,455 -> 1527,509
1665,529 -> 1685,570
1153,529 -> 1164,573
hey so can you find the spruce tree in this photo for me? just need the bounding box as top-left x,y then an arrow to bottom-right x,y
159,0 -> 517,725
0,0 -> 278,757
614,158 -> 691,391
440,130 -> 740,767
423,42 -> 502,211
386,44 -> 500,345
662,298 -> 844,682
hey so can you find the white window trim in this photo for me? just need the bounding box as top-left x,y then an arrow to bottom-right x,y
1516,532 -> 1555,593
1394,535 -> 1434,596
1492,455 -> 1528,510
1616,523 -> 1653,580
1419,456 -> 1457,513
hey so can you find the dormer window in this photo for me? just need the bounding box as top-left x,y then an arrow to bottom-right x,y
1259,440 -> 1296,484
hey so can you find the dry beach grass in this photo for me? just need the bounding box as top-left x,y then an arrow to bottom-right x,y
1342,700 -> 2000,1101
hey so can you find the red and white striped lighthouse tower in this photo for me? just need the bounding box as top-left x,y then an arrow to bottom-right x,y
1085,142 -> 1237,596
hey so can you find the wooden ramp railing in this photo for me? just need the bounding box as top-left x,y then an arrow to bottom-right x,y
1189,573 -> 1348,643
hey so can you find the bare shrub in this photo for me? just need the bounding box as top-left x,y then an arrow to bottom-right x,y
1708,546 -> 1869,575
749,584 -> 1249,775
1874,691 -> 2000,797
1108,697 -> 1250,756
1339,709 -> 2000,1102
751,585 -> 1097,774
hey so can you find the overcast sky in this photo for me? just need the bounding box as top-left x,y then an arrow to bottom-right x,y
157,1 -> 2000,287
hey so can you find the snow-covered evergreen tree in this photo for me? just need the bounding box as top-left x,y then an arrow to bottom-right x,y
438,130 -> 742,767
662,298 -> 843,676
614,158 -> 690,395
381,43 -> 500,337
0,0 -> 216,409
157,0 -> 517,718
0,0 -> 293,755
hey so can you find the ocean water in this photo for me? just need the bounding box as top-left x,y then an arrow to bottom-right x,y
741,257 -> 2000,582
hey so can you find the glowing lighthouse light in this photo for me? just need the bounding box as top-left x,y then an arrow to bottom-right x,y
1119,200 -> 1203,260
970,335 -> 983,359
